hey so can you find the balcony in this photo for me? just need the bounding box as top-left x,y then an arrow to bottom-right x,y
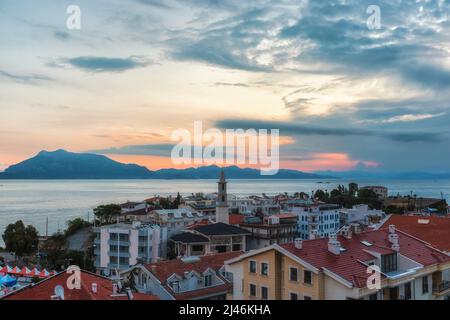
107,263 -> 130,270
108,251 -> 130,258
108,240 -> 130,246
433,281 -> 450,295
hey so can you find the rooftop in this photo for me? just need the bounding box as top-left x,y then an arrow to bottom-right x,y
144,251 -> 241,284
380,215 -> 450,253
192,222 -> 251,236
171,232 -> 210,244
280,228 -> 450,287
1,269 -> 159,300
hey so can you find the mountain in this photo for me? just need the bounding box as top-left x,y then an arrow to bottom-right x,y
151,165 -> 332,179
314,169 -> 450,180
0,150 -> 333,180
0,149 -> 152,179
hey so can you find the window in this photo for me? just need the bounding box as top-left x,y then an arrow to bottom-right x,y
289,267 -> 298,282
304,270 -> 312,285
249,284 -> 257,297
304,296 -> 312,300
261,286 -> 269,300
422,276 -> 429,294
290,292 -> 298,300
404,282 -> 412,300
249,260 -> 257,273
204,274 -> 212,287
381,254 -> 398,273
261,262 -> 268,276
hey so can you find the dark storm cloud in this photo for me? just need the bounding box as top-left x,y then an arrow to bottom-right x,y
215,119 -> 444,143
62,56 -> 150,73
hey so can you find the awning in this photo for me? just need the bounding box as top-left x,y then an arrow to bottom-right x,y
0,274 -> 17,287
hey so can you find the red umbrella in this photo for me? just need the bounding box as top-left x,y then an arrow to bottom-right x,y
38,269 -> 50,278
28,268 -> 40,277
20,267 -> 31,276
0,265 -> 12,274
9,266 -> 21,275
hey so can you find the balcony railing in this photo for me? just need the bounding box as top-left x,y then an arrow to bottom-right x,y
433,281 -> 450,294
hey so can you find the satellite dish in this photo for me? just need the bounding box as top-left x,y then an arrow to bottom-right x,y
54,285 -> 65,300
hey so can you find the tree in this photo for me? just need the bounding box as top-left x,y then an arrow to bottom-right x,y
65,218 -> 91,237
93,204 -> 121,225
2,220 -> 39,256
40,233 -> 67,270
348,183 -> 359,197
313,190 -> 329,202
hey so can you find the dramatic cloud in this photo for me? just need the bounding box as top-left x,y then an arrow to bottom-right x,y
60,56 -> 151,73
215,119 -> 444,143
87,144 -> 174,157
0,70 -> 53,84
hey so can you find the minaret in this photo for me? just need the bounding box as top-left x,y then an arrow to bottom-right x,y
216,169 -> 229,224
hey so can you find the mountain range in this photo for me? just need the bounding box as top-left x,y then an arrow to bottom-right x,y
0,149 -> 332,180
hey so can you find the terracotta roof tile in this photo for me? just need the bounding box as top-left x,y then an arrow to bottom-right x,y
281,228 -> 450,288
2,270 -> 158,300
381,215 -> 450,253
144,251 -> 242,283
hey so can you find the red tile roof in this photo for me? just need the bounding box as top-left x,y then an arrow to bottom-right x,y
380,215 -> 450,253
143,251 -> 241,300
144,251 -> 242,283
2,270 -> 159,300
229,214 -> 245,225
280,228 -> 450,288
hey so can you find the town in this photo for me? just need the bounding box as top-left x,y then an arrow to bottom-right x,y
1,171 -> 449,300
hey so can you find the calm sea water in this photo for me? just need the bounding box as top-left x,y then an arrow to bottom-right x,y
1,179 -> 449,246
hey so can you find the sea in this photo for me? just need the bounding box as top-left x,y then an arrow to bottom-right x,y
1,179 -> 449,246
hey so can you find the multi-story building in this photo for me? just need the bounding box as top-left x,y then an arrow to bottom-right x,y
93,222 -> 167,277
149,208 -> 213,238
225,225 -> 450,300
290,204 -> 340,239
238,214 -> 299,250
120,251 -> 241,300
170,223 -> 250,257
360,186 -> 388,199
339,204 -> 385,227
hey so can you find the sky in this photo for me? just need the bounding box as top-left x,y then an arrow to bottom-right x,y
1,0 -> 450,173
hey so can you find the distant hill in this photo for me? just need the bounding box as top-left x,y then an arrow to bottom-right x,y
0,150 -> 152,179
0,149 -> 333,180
314,169 -> 450,180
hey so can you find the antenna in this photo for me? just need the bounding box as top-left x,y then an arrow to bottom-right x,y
54,285 -> 65,300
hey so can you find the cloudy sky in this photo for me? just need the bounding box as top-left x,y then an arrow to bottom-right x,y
1,0 -> 450,173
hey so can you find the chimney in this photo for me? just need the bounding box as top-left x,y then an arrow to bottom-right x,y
91,283 -> 98,294
388,224 -> 396,234
112,283 -> 118,295
151,265 -> 157,274
294,238 -> 303,250
126,289 -> 134,300
350,223 -> 362,234
328,234 -> 341,255
342,226 -> 352,240
309,229 -> 318,240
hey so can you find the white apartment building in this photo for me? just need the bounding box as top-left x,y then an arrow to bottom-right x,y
150,208 -> 214,238
228,196 -> 280,215
339,204 -> 385,226
94,221 -> 167,277
290,204 -> 340,239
